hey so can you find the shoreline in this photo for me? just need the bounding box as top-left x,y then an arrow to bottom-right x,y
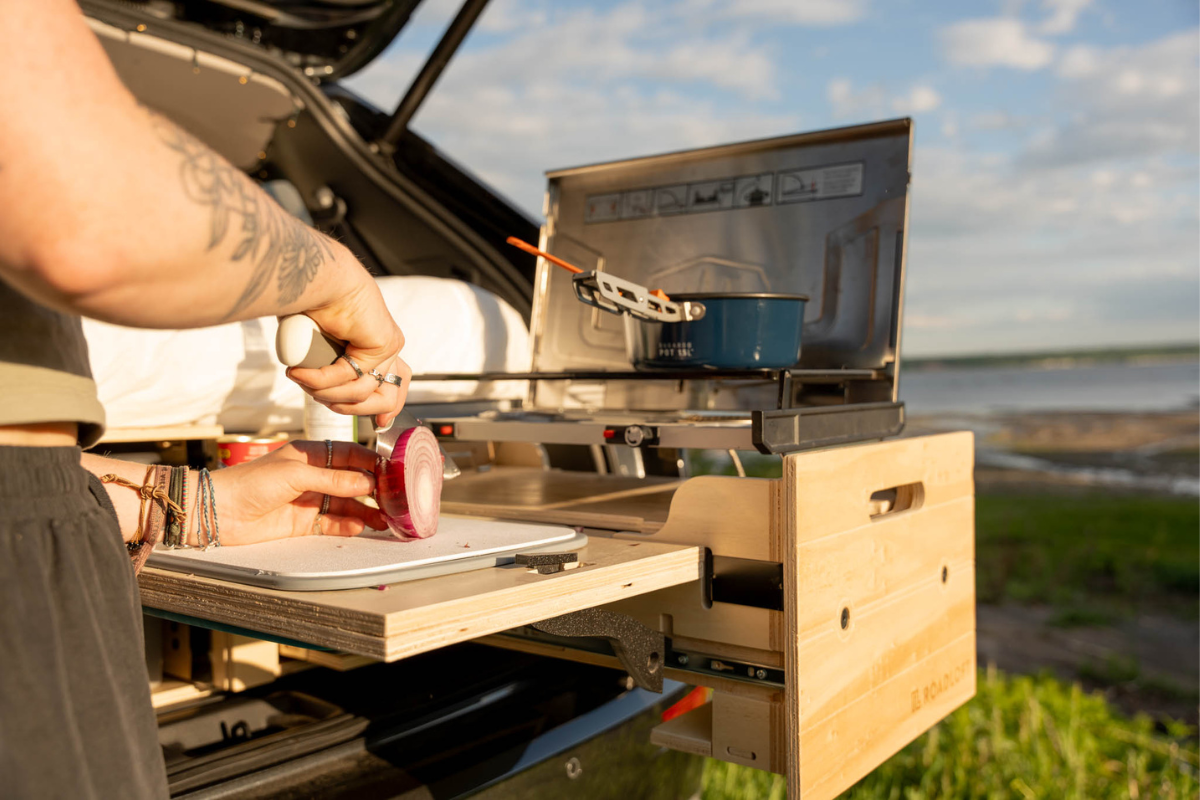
906,409 -> 1200,497
904,345 -> 1198,373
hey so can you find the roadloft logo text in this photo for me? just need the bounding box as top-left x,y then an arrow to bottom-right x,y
910,659 -> 972,713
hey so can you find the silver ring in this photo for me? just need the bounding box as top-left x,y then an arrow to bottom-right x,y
339,354 -> 364,379
313,514 -> 325,536
382,373 -> 404,387
368,368 -> 386,385
324,438 -> 333,468
320,493 -> 331,515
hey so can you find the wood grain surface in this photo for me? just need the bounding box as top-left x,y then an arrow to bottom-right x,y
139,536 -> 701,661
784,432 -> 976,800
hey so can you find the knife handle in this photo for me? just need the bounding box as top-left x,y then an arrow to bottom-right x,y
276,314 -> 343,368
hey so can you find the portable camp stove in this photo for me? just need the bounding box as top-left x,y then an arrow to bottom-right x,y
418,119 -> 914,457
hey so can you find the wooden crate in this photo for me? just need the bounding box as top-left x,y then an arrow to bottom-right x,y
479,432 -> 976,800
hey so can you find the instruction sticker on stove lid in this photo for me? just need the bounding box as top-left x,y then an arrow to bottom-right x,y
776,162 -> 864,204
582,161 -> 863,224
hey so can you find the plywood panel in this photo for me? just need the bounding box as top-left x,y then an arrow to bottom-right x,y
440,467 -> 682,531
713,692 -> 787,774
783,432 -> 976,800
100,424 -> 224,443
613,475 -> 781,561
604,581 -> 783,654
651,703 -> 714,758
792,498 -> 975,634
799,633 -> 976,800
139,537 -> 700,661
441,467 -> 679,511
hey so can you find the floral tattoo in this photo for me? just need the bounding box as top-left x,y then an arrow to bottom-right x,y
151,115 -> 330,317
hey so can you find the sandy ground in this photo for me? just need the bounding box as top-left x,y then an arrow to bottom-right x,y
977,605 -> 1199,724
908,410 -> 1199,495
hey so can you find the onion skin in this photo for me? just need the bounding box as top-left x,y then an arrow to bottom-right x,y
375,425 -> 442,540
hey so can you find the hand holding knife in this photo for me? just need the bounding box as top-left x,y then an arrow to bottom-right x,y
276,314 -> 460,479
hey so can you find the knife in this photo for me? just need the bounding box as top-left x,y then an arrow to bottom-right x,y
275,314 -> 461,479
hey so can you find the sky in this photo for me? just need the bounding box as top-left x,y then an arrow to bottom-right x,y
346,0 -> 1200,357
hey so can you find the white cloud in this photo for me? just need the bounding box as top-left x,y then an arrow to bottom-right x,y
677,0 -> 869,26
657,33 -> 780,100
905,28 -> 1200,352
1057,44 -> 1101,77
940,18 -> 1055,70
892,85 -> 942,114
902,139 -> 1198,355
1021,29 -> 1199,167
1037,0 -> 1092,35
827,77 -> 885,119
970,110 -> 1021,130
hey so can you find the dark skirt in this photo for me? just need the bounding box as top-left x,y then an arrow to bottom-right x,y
0,446 -> 168,799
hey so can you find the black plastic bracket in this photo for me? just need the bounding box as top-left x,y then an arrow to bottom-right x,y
530,608 -> 664,693
712,557 -> 785,611
701,551 -> 785,611
752,400 -> 905,454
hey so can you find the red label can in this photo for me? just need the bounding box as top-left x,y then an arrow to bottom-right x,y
217,433 -> 290,467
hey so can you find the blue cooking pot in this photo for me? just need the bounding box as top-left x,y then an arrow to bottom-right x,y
623,293 -> 809,370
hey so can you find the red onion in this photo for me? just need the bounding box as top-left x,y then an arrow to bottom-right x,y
375,425 -> 443,540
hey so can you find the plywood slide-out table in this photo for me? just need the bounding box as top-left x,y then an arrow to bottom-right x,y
141,432 -> 975,800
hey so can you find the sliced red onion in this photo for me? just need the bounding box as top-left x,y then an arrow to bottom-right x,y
375,425 -> 442,540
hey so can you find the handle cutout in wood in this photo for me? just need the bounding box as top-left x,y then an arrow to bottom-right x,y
868,482 -> 925,520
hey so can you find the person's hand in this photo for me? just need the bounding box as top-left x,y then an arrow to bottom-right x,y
286,265 -> 411,430
205,440 -> 386,546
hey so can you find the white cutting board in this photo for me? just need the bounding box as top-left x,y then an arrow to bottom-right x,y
147,517 -> 585,591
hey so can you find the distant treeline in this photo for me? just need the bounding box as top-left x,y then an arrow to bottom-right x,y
905,343 -> 1200,371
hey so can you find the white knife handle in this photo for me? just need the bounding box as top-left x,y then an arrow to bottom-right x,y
276,314 -> 343,368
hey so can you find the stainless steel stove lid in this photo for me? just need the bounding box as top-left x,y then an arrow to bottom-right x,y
532,119 -> 911,382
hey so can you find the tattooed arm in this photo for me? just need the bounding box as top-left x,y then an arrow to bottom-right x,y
0,0 -> 407,425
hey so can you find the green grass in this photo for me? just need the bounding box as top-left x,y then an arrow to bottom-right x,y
700,668 -> 1200,800
975,493 -> 1199,618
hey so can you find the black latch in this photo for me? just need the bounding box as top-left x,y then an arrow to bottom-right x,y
514,551 -> 579,575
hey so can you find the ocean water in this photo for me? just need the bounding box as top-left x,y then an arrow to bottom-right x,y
900,361 -> 1200,415
897,360 -> 1199,495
